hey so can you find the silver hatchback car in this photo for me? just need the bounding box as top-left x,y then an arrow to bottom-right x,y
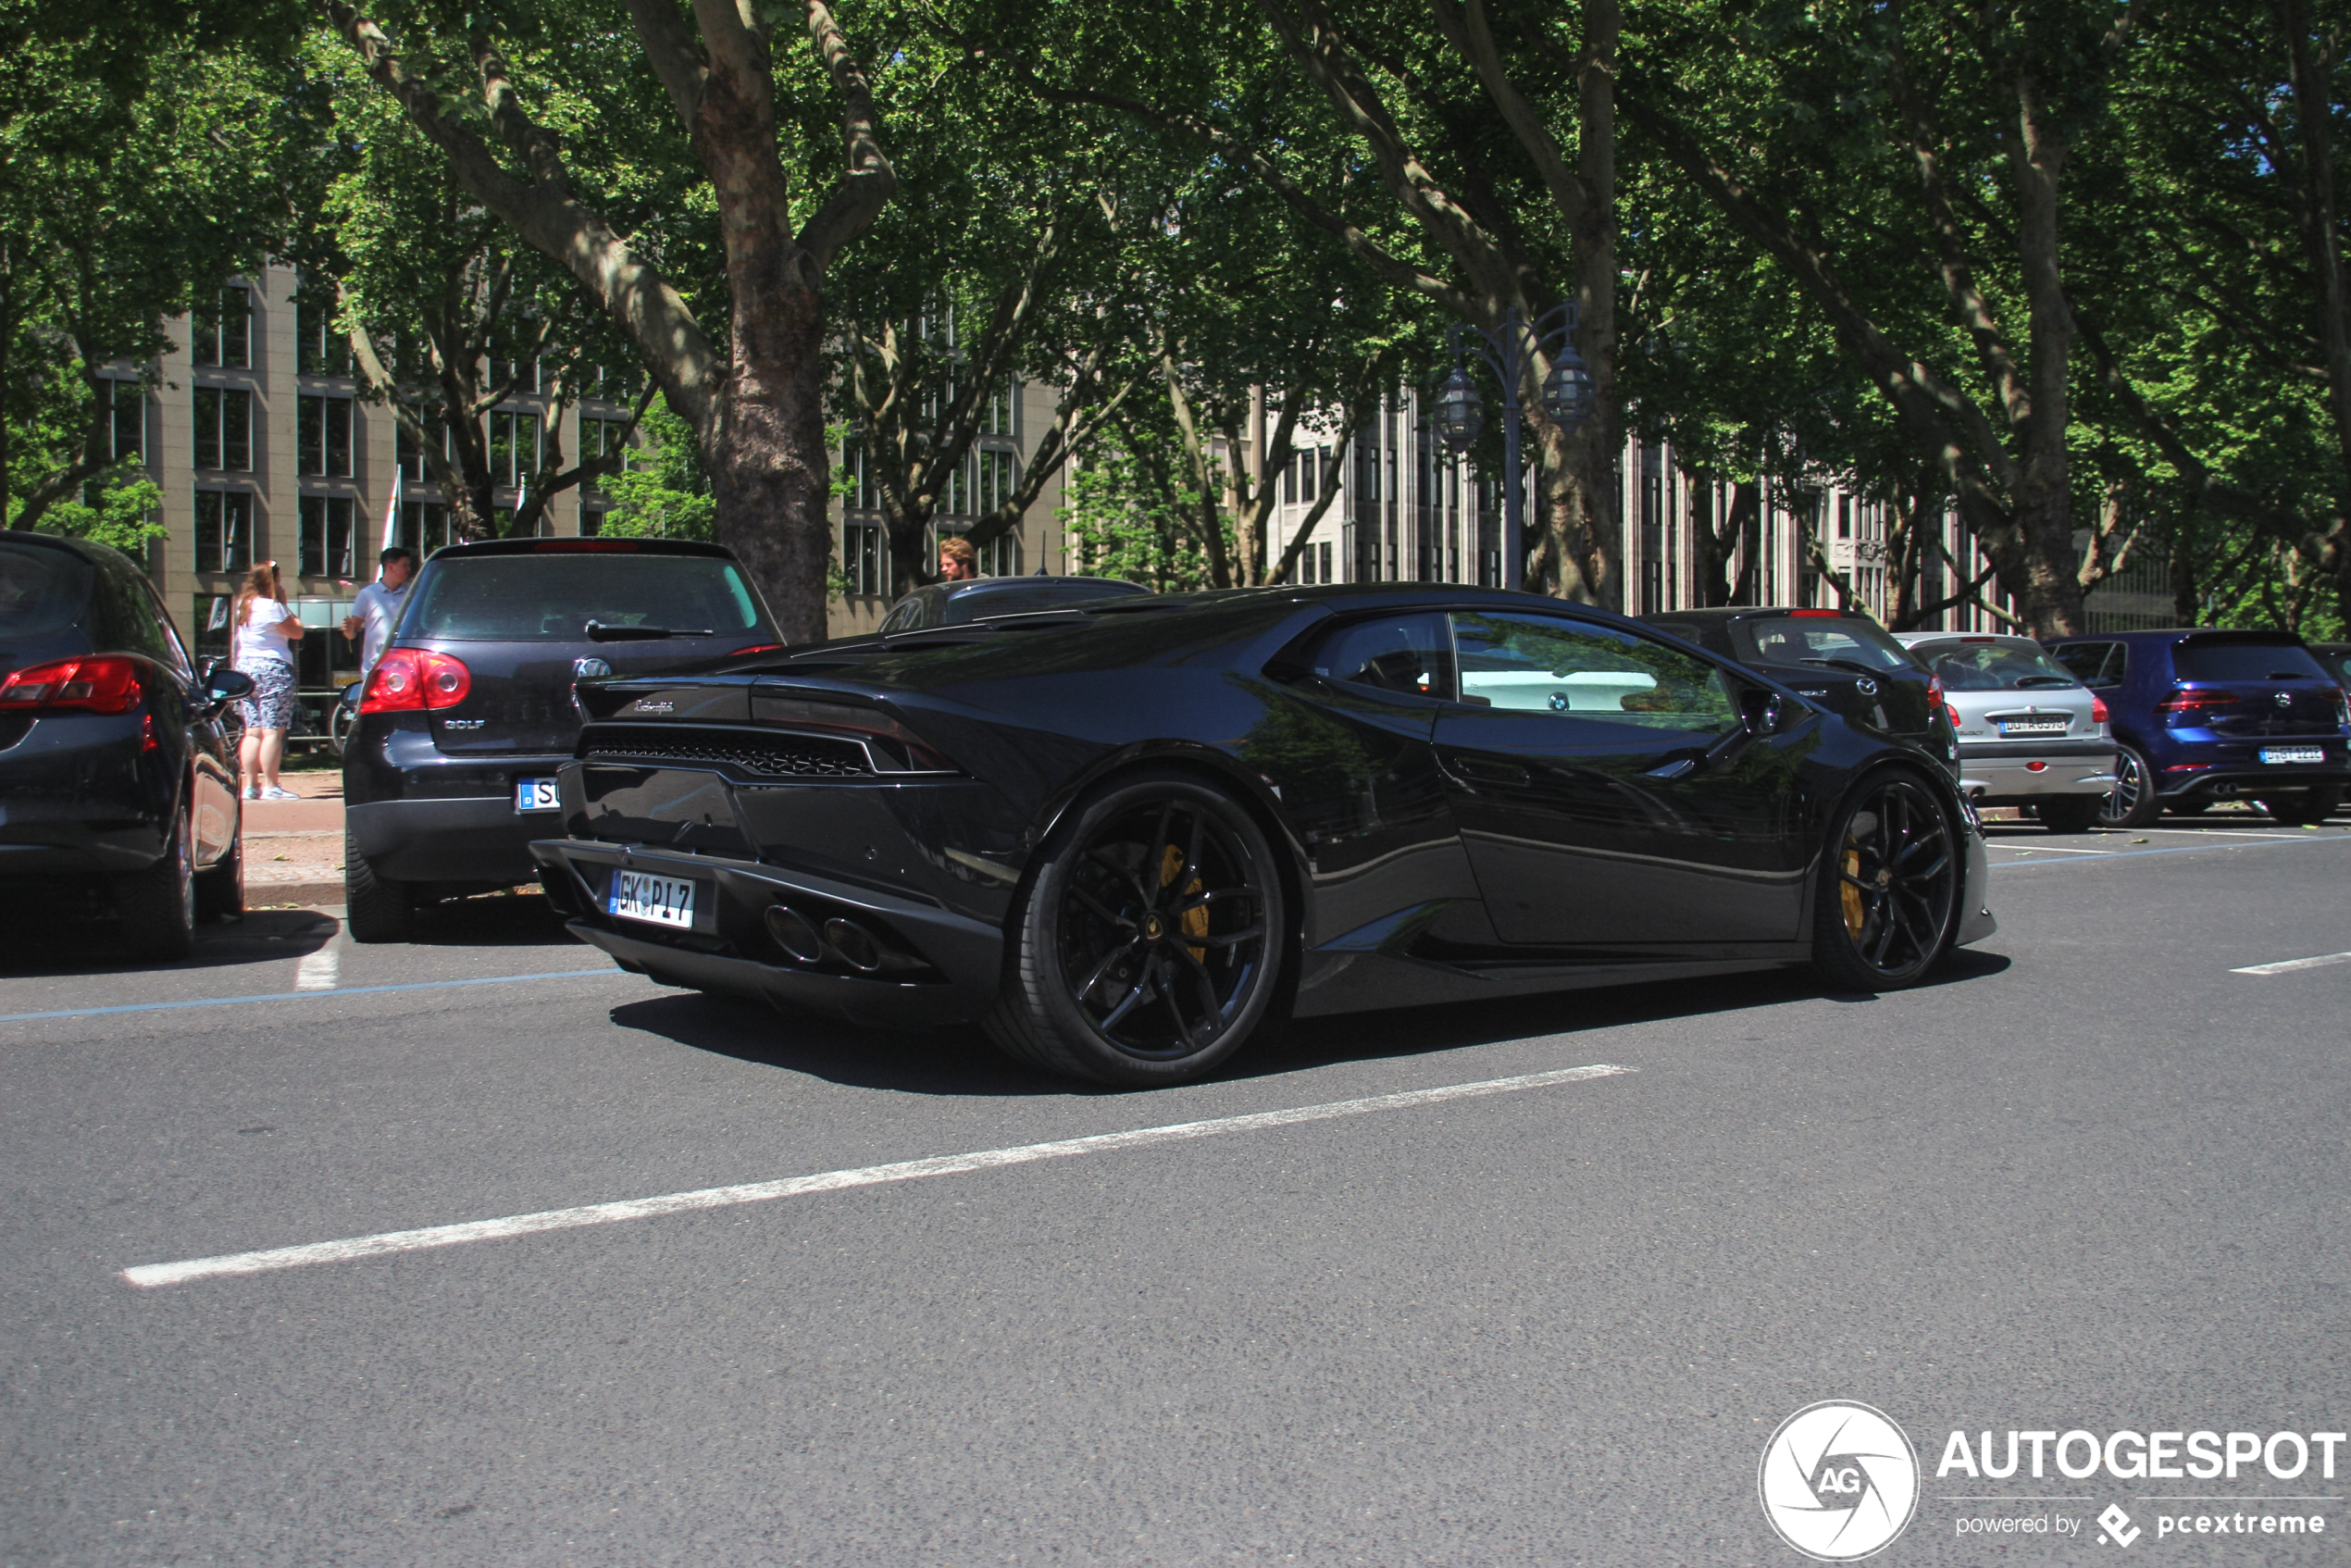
1895,632 -> 2119,832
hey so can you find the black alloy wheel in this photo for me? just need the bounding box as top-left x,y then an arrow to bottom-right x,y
2097,742 -> 2161,829
194,823 -> 244,921
1813,772 -> 1959,991
2257,785 -> 2344,827
117,805 -> 196,961
986,771 -> 1285,1087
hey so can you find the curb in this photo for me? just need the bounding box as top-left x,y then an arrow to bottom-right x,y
244,877 -> 344,909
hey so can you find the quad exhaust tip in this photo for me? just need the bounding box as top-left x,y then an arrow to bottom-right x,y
764,904 -> 826,965
822,917 -> 886,973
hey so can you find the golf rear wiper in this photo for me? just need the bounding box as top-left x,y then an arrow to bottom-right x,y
586,620 -> 715,641
2015,675 -> 2075,688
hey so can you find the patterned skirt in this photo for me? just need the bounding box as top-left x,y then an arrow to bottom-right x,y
236,661 -> 299,729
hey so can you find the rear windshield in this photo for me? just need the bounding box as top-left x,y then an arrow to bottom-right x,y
2315,647 -> 2351,685
1732,616 -> 1916,673
403,554 -> 772,642
0,543 -> 93,638
1911,641 -> 2083,692
2171,637 -> 2330,683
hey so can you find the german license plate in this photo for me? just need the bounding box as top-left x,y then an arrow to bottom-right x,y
2259,745 -> 2326,765
607,868 -> 698,928
515,776 -> 561,813
1998,719 -> 2068,736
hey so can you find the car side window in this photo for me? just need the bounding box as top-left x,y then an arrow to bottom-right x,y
1303,612 -> 1457,701
2051,641 -> 2123,687
143,583 -> 195,677
1452,611 -> 1739,734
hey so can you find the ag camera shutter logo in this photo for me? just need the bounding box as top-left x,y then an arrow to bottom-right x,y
1759,1400 -> 1921,1561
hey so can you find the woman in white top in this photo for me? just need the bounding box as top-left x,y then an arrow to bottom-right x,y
231,562 -> 305,801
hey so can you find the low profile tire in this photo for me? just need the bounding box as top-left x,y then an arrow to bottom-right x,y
2096,742 -> 2161,829
984,769 -> 1286,1088
343,827 -> 415,943
194,825 -> 244,922
2257,786 -> 2343,827
116,807 -> 196,962
1812,771 -> 1960,993
2037,795 -> 2100,835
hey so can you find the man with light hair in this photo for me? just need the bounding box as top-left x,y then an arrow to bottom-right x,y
938,536 -> 978,582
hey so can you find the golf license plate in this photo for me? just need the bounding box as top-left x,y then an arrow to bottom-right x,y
515,776 -> 561,813
607,869 -> 698,928
1997,719 -> 2069,736
2259,745 -> 2326,765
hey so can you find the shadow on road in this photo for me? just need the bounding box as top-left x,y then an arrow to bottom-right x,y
609,946 -> 2013,1099
401,890 -> 581,948
0,907 -> 342,977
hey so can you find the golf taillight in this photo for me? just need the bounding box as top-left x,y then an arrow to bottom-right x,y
0,654 -> 143,715
2091,694 -> 2110,725
2156,687 -> 2237,723
1928,676 -> 1956,729
362,648 -> 472,712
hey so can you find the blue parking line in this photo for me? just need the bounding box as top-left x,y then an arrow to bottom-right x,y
1992,834 -> 2351,868
0,968 -> 624,1026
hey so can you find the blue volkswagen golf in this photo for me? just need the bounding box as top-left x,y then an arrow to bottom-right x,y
2044,628 -> 2350,826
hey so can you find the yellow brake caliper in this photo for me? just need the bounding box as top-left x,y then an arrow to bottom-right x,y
1162,843 -> 1209,961
1840,845 -> 1866,939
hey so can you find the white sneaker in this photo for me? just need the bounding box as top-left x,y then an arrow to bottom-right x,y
243,786 -> 260,800
260,786 -> 301,801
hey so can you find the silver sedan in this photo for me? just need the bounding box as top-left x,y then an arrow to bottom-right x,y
1895,632 -> 2119,833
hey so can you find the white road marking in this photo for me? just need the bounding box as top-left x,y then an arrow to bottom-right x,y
123,1063 -> 1636,1289
293,948 -> 340,991
2231,951 -> 2351,977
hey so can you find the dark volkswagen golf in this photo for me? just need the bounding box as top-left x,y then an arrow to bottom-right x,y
342,537 -> 782,940
0,532 -> 250,957
530,584 -> 1996,1086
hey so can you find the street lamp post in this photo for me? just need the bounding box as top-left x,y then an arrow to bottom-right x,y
1434,303 -> 1597,591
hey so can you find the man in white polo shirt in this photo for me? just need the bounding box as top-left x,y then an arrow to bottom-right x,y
341,546 -> 415,675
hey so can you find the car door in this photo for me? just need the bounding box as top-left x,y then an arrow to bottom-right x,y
1257,610 -> 1474,944
1435,608 -> 1810,947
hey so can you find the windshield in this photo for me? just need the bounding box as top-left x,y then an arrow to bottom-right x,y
2171,637 -> 2330,683
1732,616 -> 1915,673
0,543 -> 92,639
1913,641 -> 2083,692
402,554 -> 773,642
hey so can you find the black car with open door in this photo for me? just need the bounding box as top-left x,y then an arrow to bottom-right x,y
529,584 -> 1997,1087
0,532 -> 250,958
342,536 -> 784,941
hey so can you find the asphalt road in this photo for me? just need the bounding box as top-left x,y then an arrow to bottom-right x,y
4,820 -> 2348,1566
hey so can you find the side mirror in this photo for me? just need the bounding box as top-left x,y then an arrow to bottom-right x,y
203,668 -> 255,712
1738,687 -> 1790,736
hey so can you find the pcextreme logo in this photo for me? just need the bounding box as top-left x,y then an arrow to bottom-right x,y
1759,1400 -> 1922,1562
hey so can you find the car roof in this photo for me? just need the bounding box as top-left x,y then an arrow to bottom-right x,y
1893,631 -> 2038,646
2046,628 -> 2309,644
928,575 -> 1151,601
1646,606 -> 1883,623
429,537 -> 739,560
0,531 -> 114,566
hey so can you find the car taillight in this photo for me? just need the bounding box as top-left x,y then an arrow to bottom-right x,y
361,649 -> 472,712
0,654 -> 143,715
2336,686 -> 2350,726
2091,694 -> 2109,725
728,643 -> 785,657
2156,687 -> 2237,723
1789,608 -> 1841,618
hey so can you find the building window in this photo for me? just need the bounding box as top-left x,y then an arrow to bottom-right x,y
580,417 -> 632,492
395,417 -> 425,482
296,293 -> 352,376
981,379 -> 1017,438
489,409 -> 541,490
1320,541 -> 1333,585
299,494 -> 357,578
579,504 -> 608,537
193,491 -> 252,573
488,341 -> 541,396
192,285 -> 253,368
193,387 -> 252,471
401,501 -> 453,557
844,518 -> 887,596
106,380 -> 144,461
297,394 -> 354,477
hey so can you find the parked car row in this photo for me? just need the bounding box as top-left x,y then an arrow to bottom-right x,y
6,526 -> 2345,998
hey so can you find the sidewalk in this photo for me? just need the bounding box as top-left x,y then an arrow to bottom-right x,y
243,768 -> 344,909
